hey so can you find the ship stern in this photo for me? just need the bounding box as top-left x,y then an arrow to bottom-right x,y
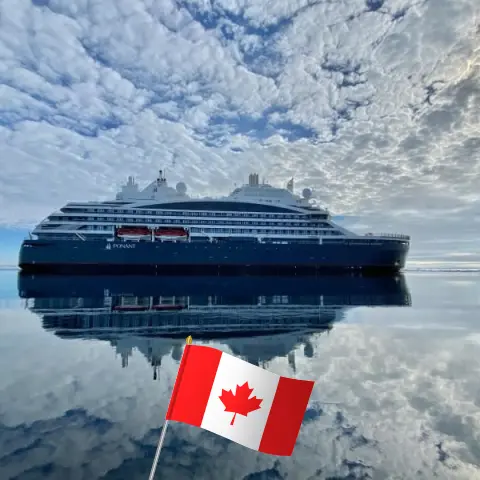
18,239 -> 33,270
18,238 -> 49,271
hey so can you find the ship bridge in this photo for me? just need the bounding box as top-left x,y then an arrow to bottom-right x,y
228,173 -> 315,209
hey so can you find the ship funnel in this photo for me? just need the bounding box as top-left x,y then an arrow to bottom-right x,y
248,173 -> 259,186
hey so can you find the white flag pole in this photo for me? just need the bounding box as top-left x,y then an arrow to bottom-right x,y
148,420 -> 170,480
148,335 -> 193,480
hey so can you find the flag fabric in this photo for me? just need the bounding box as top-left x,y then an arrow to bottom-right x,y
166,344 -> 315,456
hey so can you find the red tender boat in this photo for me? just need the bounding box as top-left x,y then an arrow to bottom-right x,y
113,305 -> 149,312
151,304 -> 186,311
154,227 -> 188,240
116,226 -> 151,240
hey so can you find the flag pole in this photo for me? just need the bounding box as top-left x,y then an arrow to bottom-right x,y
147,420 -> 169,480
148,336 -> 193,480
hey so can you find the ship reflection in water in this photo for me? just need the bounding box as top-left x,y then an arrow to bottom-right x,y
18,273 -> 411,379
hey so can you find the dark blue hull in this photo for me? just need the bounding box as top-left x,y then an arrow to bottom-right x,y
19,237 -> 409,273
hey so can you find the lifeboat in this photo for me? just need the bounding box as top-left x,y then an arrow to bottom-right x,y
154,227 -> 188,241
113,305 -> 149,312
116,226 -> 151,240
113,304 -> 186,312
151,304 -> 186,311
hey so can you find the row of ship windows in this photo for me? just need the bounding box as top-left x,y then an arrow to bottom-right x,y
47,217 -> 333,228
60,209 -> 328,220
36,296 -> 320,308
79,225 -> 342,235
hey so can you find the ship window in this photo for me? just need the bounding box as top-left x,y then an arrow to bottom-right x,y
138,201 -> 296,214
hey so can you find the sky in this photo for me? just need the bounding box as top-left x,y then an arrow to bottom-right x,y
0,0 -> 479,266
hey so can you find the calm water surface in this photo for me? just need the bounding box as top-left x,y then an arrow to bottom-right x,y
0,270 -> 479,480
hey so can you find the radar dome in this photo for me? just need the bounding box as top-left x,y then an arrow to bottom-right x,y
302,188 -> 312,199
176,182 -> 187,195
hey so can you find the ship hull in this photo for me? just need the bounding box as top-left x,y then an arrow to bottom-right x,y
19,238 -> 409,273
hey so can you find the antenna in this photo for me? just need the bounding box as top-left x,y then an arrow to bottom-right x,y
287,178 -> 294,192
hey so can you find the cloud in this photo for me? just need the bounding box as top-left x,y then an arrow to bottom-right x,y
0,0 -> 478,263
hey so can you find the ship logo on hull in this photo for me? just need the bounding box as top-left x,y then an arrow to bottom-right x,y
105,242 -> 136,249
112,243 -> 136,249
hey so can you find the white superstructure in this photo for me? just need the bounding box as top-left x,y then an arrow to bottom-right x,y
32,170 -> 409,244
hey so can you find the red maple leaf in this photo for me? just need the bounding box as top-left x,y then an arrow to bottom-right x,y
219,382 -> 263,426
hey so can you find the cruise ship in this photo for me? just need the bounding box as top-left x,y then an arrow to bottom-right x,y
18,170 -> 410,272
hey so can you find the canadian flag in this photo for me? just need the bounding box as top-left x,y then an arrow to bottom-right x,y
166,344 -> 315,456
